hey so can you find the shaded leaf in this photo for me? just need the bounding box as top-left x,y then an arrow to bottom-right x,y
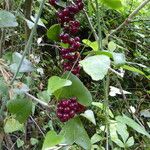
7,98 -> 32,123
61,117 -> 91,150
55,72 -> 92,106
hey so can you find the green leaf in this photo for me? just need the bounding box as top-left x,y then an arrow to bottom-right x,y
126,137 -> 134,147
47,76 -> 72,95
42,130 -> 64,150
109,121 -> 125,148
116,123 -> 129,143
116,115 -> 150,138
100,0 -> 122,9
80,55 -> 110,81
91,134 -> 102,144
122,65 -> 145,75
30,138 -> 39,145
81,110 -> 96,125
55,72 -> 92,106
7,98 -> 32,123
61,117 -> 91,150
0,78 -> 8,96
47,24 -> 61,41
37,90 -> 51,103
17,138 -> 24,148
82,39 -> 99,51
0,10 -> 18,28
113,53 -> 126,66
108,41 -> 117,51
4,117 -> 24,133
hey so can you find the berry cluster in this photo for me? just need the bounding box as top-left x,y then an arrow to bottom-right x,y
56,97 -> 85,122
49,0 -> 84,76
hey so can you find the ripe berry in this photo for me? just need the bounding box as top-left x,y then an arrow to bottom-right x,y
77,2 -> 84,10
49,0 -> 57,6
56,98 -> 86,122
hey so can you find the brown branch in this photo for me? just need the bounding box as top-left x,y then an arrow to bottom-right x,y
110,0 -> 150,35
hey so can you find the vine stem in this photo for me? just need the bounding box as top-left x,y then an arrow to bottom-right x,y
10,0 -> 45,85
110,0 -> 150,35
103,74 -> 110,150
94,0 -> 102,50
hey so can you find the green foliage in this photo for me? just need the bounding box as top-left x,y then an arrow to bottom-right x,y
54,72 -> 92,106
61,117 -> 91,150
47,76 -> 72,95
7,97 -> 32,123
81,110 -> 96,125
4,117 -> 24,133
47,24 -> 61,41
82,39 -> 99,51
80,55 -> 111,81
42,130 -> 64,150
100,0 -> 122,9
116,115 -> 150,138
0,10 -> 18,28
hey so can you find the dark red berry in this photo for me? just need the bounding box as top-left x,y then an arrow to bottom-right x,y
56,97 -> 86,122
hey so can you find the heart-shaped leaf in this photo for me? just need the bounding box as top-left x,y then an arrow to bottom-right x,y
80,55 -> 111,81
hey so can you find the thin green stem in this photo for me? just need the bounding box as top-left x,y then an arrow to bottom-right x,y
95,0 -> 102,50
10,0 -> 45,85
